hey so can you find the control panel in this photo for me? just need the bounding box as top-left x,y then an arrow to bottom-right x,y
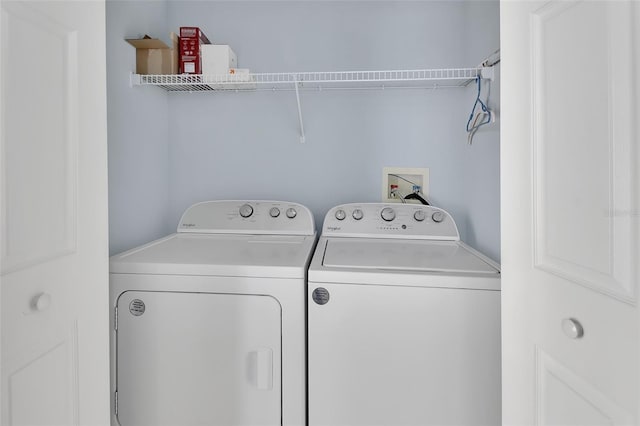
177,200 -> 315,235
322,203 -> 459,240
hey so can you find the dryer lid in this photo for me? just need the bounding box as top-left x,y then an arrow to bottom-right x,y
322,238 -> 499,275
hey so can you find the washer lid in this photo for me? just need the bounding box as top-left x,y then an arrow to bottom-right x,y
110,233 -> 317,278
322,238 -> 498,275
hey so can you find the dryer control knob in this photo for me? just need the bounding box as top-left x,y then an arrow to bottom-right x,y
432,211 -> 445,223
286,208 -> 297,219
239,204 -> 254,218
352,209 -> 364,220
414,210 -> 427,222
269,207 -> 280,218
335,209 -> 346,221
381,207 -> 396,222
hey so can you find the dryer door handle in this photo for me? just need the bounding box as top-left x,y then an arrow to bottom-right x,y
250,348 -> 273,390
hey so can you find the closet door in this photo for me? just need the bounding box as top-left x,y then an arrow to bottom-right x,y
501,1 -> 639,424
1,1 -> 109,425
116,291 -> 282,426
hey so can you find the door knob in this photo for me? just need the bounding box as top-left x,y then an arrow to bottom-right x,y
32,292 -> 52,312
562,318 -> 584,339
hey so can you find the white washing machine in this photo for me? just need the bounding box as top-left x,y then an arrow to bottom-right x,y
308,203 -> 501,426
109,200 -> 316,426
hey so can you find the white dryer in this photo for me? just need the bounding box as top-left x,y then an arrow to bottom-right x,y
308,203 -> 500,426
109,200 -> 316,426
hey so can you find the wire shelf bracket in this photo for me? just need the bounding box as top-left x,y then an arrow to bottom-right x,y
293,79 -> 305,143
479,67 -> 495,81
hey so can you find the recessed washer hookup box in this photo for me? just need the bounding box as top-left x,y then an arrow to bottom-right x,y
179,27 -> 211,74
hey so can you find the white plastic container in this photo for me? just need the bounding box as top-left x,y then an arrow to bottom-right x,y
201,44 -> 237,75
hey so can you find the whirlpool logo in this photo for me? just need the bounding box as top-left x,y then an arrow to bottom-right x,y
327,226 -> 341,231
182,223 -> 196,227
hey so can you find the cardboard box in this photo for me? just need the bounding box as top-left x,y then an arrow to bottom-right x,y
126,33 -> 179,75
206,68 -> 256,90
179,27 -> 211,74
201,45 -> 238,75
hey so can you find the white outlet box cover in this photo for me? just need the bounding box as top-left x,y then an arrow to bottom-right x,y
381,167 -> 429,203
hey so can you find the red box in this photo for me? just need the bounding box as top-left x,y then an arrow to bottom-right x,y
179,27 -> 211,74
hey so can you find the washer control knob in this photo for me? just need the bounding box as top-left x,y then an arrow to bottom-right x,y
239,204 -> 254,218
414,210 -> 427,222
335,209 -> 346,221
381,207 -> 396,222
286,208 -> 297,219
352,209 -> 364,220
432,211 -> 445,223
269,207 -> 280,218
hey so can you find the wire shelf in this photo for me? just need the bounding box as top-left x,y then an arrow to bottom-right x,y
130,66 -> 495,143
132,67 -> 493,92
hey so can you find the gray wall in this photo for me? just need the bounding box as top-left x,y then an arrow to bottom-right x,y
107,1 -> 501,262
107,0 -> 172,255
459,1 -> 501,261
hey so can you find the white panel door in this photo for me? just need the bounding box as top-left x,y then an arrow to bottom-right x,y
308,282 -> 501,426
0,1 -> 109,425
115,291 -> 282,426
501,1 -> 639,424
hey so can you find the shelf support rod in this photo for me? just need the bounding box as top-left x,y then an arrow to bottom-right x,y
294,79 -> 306,143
